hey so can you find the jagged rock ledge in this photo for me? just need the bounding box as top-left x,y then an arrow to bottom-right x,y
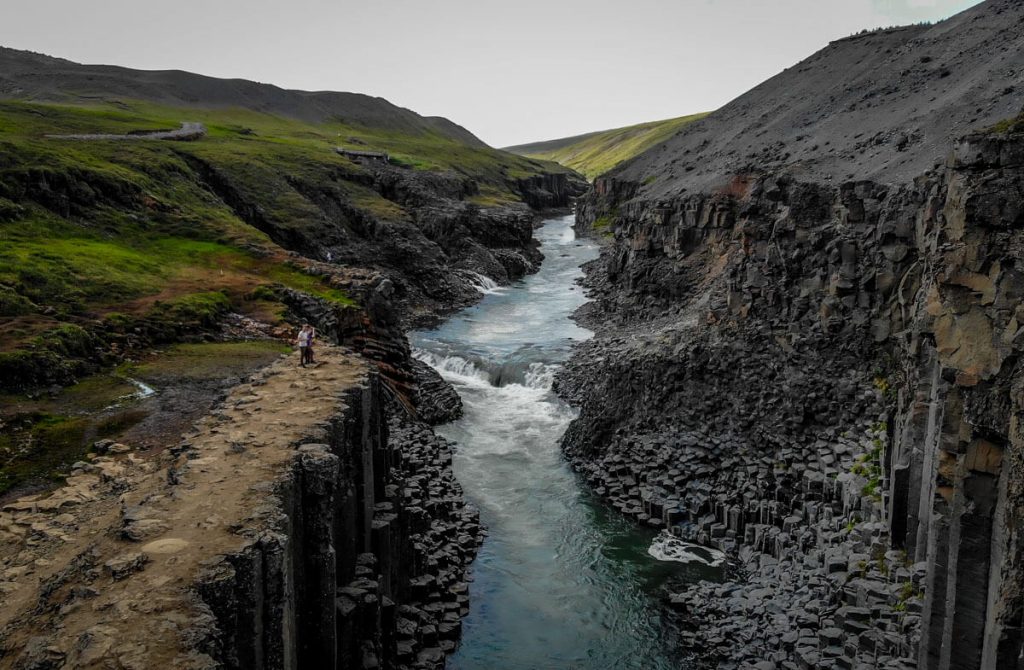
0,345 -> 482,669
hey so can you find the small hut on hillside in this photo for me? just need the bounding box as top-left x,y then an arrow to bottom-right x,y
335,147 -> 390,164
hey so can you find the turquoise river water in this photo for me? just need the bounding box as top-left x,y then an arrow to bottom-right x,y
411,215 -> 717,669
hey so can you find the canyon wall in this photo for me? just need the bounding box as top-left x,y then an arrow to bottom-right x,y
560,127 -> 1024,668
0,349 -> 480,670
188,380 -> 482,670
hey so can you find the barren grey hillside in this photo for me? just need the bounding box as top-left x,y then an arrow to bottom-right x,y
611,0 -> 1023,194
566,0 -> 1024,668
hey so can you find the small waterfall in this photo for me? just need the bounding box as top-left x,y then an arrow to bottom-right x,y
128,378 -> 156,398
522,361 -> 555,390
414,350 -> 556,390
414,350 -> 491,384
461,270 -> 506,295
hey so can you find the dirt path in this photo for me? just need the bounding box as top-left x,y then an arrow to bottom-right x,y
0,345 -> 365,668
47,121 -> 206,141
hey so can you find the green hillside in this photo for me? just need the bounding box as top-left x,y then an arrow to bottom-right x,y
0,99 -> 577,492
0,99 -> 572,381
505,113 -> 709,180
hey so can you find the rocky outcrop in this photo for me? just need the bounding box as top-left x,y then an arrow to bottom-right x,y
190,396 -> 481,670
410,358 -> 464,425
559,125 -> 1024,668
513,173 -> 588,210
0,346 -> 482,669
0,162 -> 143,219
231,157 -> 579,328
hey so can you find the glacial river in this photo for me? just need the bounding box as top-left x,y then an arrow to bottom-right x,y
411,215 -> 714,669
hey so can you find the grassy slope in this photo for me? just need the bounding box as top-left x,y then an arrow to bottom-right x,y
505,112 -> 709,180
0,100 -> 568,342
0,99 -> 570,493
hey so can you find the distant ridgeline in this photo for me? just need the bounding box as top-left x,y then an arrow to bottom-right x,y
504,112 -> 709,180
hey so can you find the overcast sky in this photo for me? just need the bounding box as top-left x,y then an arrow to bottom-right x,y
1,0 -> 983,147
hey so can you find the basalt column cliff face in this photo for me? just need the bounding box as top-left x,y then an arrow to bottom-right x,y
565,129 -> 1024,669
0,348 -> 482,670
560,2 -> 1024,668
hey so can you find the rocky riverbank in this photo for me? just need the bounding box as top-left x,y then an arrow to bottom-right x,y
0,345 -> 485,669
558,123 -> 1024,669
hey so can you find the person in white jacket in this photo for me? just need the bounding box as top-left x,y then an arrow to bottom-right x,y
296,324 -> 314,367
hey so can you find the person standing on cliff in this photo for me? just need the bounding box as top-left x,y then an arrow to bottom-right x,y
296,324 -> 313,367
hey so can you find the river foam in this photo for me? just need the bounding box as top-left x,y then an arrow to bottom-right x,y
648,531 -> 727,567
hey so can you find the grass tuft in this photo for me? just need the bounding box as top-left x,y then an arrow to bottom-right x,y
987,111 -> 1024,135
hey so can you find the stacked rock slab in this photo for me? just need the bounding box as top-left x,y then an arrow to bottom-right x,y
560,126 -> 1024,668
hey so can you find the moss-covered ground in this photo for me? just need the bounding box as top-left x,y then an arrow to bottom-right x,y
0,340 -> 289,496
988,111 -> 1024,135
121,341 -> 291,383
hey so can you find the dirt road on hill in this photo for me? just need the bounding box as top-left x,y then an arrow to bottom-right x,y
47,121 -> 206,141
